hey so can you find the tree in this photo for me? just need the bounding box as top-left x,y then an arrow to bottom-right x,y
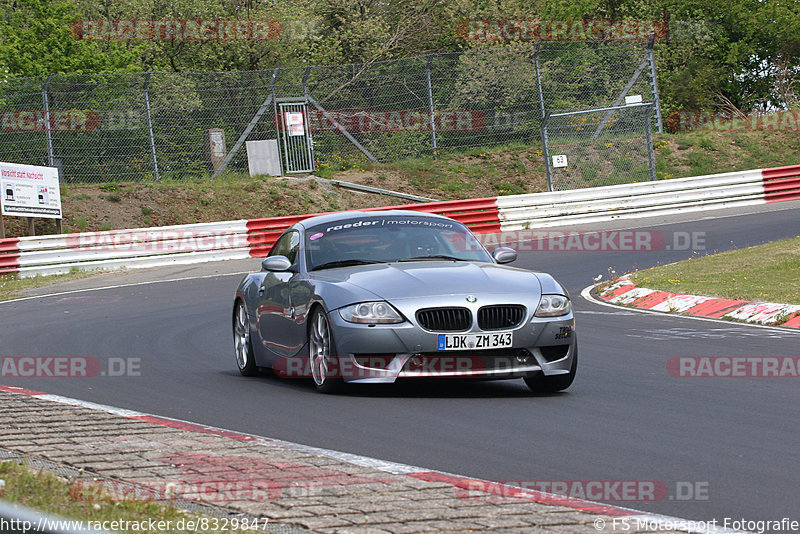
0,0 -> 141,76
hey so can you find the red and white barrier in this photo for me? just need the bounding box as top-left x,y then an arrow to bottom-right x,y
497,169 -> 765,230
1,164 -> 798,277
598,275 -> 800,328
0,197 -> 501,277
761,164 -> 800,202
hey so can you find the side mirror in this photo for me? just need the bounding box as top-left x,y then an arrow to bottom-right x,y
492,247 -> 517,264
261,255 -> 293,272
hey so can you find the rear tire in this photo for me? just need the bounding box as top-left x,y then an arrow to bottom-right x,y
233,300 -> 258,377
308,308 -> 344,394
524,346 -> 577,393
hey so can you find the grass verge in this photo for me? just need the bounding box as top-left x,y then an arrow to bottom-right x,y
628,236 -> 800,305
0,270 -> 102,302
0,461 -> 257,533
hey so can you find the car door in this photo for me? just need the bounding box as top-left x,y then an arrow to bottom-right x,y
257,231 -> 305,361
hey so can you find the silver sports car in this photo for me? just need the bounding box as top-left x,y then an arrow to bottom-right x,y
233,210 -> 576,393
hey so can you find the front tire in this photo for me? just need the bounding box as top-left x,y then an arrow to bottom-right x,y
233,300 -> 258,377
524,345 -> 577,393
308,308 -> 343,394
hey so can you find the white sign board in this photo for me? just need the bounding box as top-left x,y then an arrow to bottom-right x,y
625,94 -> 643,105
552,155 -> 568,168
209,130 -> 225,157
1,161 -> 62,219
285,112 -> 305,136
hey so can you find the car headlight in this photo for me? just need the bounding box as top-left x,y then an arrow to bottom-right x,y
535,294 -> 571,317
339,302 -> 404,324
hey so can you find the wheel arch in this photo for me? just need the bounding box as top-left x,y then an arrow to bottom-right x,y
305,299 -> 331,336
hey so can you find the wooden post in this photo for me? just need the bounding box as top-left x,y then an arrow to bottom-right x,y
27,217 -> 35,236
56,218 -> 62,234
0,214 -> 5,239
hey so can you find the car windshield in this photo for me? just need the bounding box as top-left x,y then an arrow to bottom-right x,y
305,215 -> 492,271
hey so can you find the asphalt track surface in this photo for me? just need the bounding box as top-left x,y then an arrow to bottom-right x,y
2,202 -> 800,526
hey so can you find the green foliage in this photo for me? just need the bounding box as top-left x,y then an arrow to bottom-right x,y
2,0 -> 799,128
492,180 -> 526,195
0,0 -> 141,76
441,0 -> 800,113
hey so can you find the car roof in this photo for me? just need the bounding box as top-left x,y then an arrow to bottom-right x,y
294,210 -> 452,230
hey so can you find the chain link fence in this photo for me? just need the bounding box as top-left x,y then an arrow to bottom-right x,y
536,41 -> 660,190
542,104 -> 657,190
0,40 -> 661,190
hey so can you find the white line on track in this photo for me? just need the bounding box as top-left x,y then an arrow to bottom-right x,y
0,271 -> 252,306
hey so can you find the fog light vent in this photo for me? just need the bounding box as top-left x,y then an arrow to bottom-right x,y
540,345 -> 570,363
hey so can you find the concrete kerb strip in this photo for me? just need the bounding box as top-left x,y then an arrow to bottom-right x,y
583,276 -> 800,329
0,386 -> 738,534
0,448 -> 279,533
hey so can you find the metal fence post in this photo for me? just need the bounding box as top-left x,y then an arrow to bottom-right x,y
42,73 -> 55,167
301,66 -> 311,97
648,37 -> 664,133
143,73 -> 160,181
646,103 -> 657,181
425,54 -> 438,159
297,67 -> 316,173
534,44 -> 553,192
534,43 -> 546,121
540,111 -> 553,192
41,73 -> 60,234
272,71 -> 282,176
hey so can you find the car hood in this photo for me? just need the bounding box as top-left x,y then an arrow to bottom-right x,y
310,261 -> 542,300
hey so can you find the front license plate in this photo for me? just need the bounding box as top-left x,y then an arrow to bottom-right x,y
437,332 -> 513,350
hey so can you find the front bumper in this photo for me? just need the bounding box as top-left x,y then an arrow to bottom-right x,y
328,297 -> 576,383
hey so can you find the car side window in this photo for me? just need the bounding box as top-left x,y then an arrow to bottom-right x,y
286,232 -> 300,264
269,231 -> 300,265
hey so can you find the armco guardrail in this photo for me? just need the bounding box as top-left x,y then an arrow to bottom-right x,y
0,197 -> 501,277
244,196 -> 501,257
761,164 -> 800,202
1,164 -> 798,277
496,168 -> 767,230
